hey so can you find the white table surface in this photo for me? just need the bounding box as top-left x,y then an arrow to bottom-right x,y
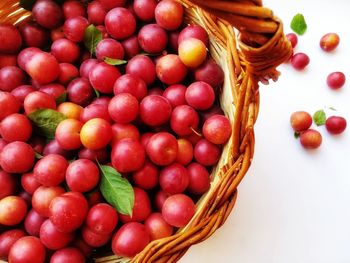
181,0 -> 350,262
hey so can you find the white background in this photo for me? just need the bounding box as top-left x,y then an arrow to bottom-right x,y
181,0 -> 350,262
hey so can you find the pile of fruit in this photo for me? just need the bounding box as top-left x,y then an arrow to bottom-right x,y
0,0 -> 232,262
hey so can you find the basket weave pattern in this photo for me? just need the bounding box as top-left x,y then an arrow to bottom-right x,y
0,1 -> 292,262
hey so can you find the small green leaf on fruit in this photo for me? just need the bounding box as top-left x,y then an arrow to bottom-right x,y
28,109 -> 67,139
84,24 -> 102,54
104,57 -> 128,66
93,88 -> 100,98
313,109 -> 326,126
98,164 -> 134,216
294,132 -> 300,139
55,92 -> 67,105
291,13 -> 307,35
35,152 -> 43,159
20,0 -> 37,11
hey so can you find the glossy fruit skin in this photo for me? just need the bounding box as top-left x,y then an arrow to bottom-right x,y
300,129 -> 322,149
325,116 -> 347,134
0,141 -> 35,173
203,115 -> 232,145
155,0 -> 183,30
170,105 -> 199,136
67,77 -> 95,106
178,24 -> 209,46
89,62 -> 121,94
88,1 -> 107,25
112,222 -> 150,258
39,219 -> 75,250
50,247 -> 86,263
133,0 -> 157,22
113,74 -> 147,101
23,90 -> 57,115
0,113 -> 32,142
176,138 -> 193,165
0,24 -> 22,54
8,236 -> 46,263
63,16 -> 89,43
51,38 -> 80,63
0,196 -> 27,226
194,59 -> 224,89
80,118 -> 112,150
194,139 -> 221,166
185,81 -> 215,110
0,66 -> 26,92
290,52 -> 310,70
21,172 -> 40,195
162,194 -> 195,227
32,0 -> 63,29
320,33 -> 340,52
286,33 -> 298,48
126,55 -> 156,85
156,54 -> 187,85
86,203 -> 118,235
19,22 -> 49,48
81,225 -> 111,247
178,38 -> 207,68
33,154 -> 69,186
0,171 -> 17,199
0,229 -> 26,260
159,163 -> 189,194
108,93 -> 139,124
122,35 -> 141,59
144,212 -> 173,241
138,24 -> 168,54
326,71 -> 346,89
105,7 -> 136,40
96,38 -> 124,61
111,138 -> 146,173
140,95 -> 172,126
32,186 -> 65,218
66,159 -> 100,193
187,162 -> 210,195
24,209 -> 46,237
119,187 -> 152,223
163,84 -> 187,108
0,92 -> 20,120
132,160 -> 159,190
49,192 -> 89,233
146,132 -> 178,166
290,111 -> 312,132
111,123 -> 140,144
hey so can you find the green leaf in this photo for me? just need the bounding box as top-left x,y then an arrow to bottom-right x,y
98,164 -> 134,216
20,0 -> 37,11
313,109 -> 326,126
290,14 -> 307,35
28,109 -> 67,139
84,25 -> 102,55
329,107 -> 337,111
55,92 -> 67,105
104,57 -> 128,66
294,132 -> 300,139
93,88 -> 100,98
35,152 -> 43,159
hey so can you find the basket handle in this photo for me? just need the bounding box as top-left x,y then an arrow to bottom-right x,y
186,0 -> 293,82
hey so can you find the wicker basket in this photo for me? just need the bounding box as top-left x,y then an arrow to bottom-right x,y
0,0 -> 292,262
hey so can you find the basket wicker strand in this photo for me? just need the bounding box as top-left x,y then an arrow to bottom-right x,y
0,0 -> 292,262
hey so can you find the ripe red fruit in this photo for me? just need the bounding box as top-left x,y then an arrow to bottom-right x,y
132,160 -> 159,190
34,154 -> 69,186
159,163 -> 189,194
325,116 -> 347,135
49,192 -> 89,233
194,139 -> 221,166
26,51 -> 60,84
39,219 -> 75,250
23,90 -> 57,115
119,187 -> 152,223
24,209 -> 46,237
327,71 -> 346,89
66,159 -> 100,193
146,132 -> 178,166
0,196 -> 27,226
32,186 -> 65,218
0,92 -> 20,120
162,84 -> 187,108
0,229 -> 26,260
144,213 -> 173,241
51,38 -> 80,63
88,1 -> 107,25
178,24 -> 209,47
111,123 -> 140,144
63,16 -> 89,43
0,113 -> 32,142
133,0 -> 157,22
80,118 -> 112,150
194,59 -> 224,89
155,0 -> 184,30
96,38 -> 124,61
67,77 -> 95,106
300,129 -> 322,149
0,66 -> 26,92
138,23 -> 168,54
81,225 -> 112,247
140,95 -> 172,126
162,194 -> 195,227
203,115 -> 232,144
0,24 -> 22,54
108,93 -> 139,123
290,111 -> 312,132
89,62 -> 121,94
8,236 -> 46,263
126,55 -> 156,85
0,141 -> 35,173
32,0 -> 63,29
170,105 -> 199,136
186,81 -> 215,110
156,54 -> 187,85
187,163 -> 210,195
105,7 -> 136,40
122,35 -> 142,59
290,52 -> 310,70
50,247 -> 85,263
111,138 -> 146,172
286,33 -> 298,48
112,222 -> 150,258
113,74 -> 147,101
0,171 -> 17,199
320,33 -> 340,52
86,203 -> 118,235
21,172 -> 41,195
